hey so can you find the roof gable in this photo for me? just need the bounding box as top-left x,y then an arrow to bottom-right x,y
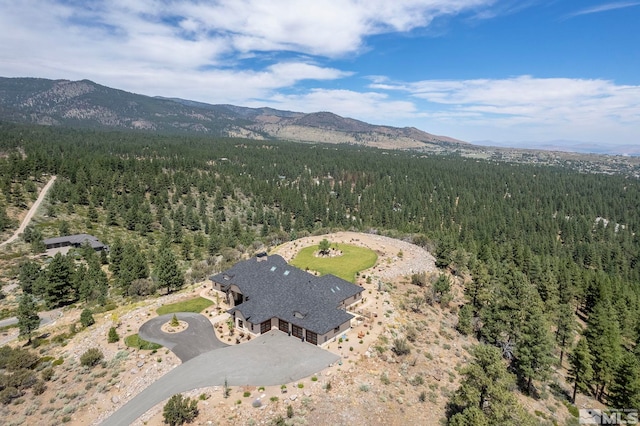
43,234 -> 106,249
210,255 -> 363,334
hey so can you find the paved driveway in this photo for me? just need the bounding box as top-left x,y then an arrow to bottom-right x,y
138,312 -> 228,362
101,329 -> 339,426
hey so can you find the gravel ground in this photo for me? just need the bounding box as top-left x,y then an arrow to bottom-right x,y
7,232 -> 437,426
272,231 -> 437,280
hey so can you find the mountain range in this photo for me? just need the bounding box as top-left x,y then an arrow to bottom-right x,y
0,77 -> 464,152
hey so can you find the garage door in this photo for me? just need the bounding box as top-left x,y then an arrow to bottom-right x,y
278,319 -> 289,333
292,324 -> 303,339
306,331 -> 318,345
260,320 -> 271,334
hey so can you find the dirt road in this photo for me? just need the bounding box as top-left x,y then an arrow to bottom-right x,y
0,175 -> 56,249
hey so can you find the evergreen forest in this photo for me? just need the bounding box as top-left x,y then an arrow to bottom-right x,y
1,121 -> 639,419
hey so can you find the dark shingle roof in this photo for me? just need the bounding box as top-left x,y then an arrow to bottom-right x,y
44,234 -> 106,250
210,255 -> 363,335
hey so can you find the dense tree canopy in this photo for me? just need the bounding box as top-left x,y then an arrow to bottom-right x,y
1,122 -> 639,412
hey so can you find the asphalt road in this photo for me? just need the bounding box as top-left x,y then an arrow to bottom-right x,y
101,329 -> 339,426
138,312 -> 228,362
0,310 -> 62,329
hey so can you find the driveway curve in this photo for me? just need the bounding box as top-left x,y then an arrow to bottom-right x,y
138,312 -> 227,362
101,330 -> 339,426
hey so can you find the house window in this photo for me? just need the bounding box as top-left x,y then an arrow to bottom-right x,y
238,320 -> 243,329
334,326 -> 340,333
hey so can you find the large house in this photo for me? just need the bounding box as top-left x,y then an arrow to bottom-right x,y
210,254 -> 364,346
43,234 -> 107,252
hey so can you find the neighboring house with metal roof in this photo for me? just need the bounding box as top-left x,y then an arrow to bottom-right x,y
210,254 -> 363,346
43,234 -> 107,251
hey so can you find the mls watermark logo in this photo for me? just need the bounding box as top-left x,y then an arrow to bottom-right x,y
579,409 -> 639,425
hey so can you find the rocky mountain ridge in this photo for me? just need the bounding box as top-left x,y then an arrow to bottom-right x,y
0,77 -> 464,150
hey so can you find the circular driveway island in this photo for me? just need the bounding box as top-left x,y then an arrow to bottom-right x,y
138,312 -> 227,362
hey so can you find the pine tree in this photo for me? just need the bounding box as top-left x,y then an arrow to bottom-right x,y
17,293 -> 40,343
585,301 -> 622,401
108,238 -> 124,278
44,253 -> 75,308
449,344 -> 536,425
555,302 -> 575,366
516,301 -> 554,394
18,260 -> 41,294
568,337 -> 594,403
608,351 -> 640,410
318,238 -> 330,255
118,243 -> 148,291
156,246 -> 184,293
457,304 -> 473,336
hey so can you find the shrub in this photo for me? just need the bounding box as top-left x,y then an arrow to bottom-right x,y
128,278 -> 157,296
392,337 -> 411,356
41,368 -> 54,382
80,348 -> 103,367
380,372 -> 390,385
107,327 -> 119,343
411,272 -> 427,287
243,391 -> 251,397
0,347 -> 39,371
163,394 -> 199,426
286,404 -> 294,418
0,387 -> 21,405
418,391 -> 426,403
80,309 -> 95,328
409,375 -> 424,386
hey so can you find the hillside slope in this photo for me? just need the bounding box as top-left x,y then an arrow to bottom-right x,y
0,77 -> 465,151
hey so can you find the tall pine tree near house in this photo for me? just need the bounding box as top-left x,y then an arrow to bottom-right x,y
45,252 -> 75,308
17,293 -> 40,344
448,344 -> 536,426
156,245 -> 184,294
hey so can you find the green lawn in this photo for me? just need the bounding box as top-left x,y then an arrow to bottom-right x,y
156,297 -> 214,315
124,334 -> 162,350
290,243 -> 377,282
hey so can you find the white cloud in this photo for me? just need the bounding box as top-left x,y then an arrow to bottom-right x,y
567,1 -> 640,18
371,76 -> 640,143
259,89 -> 417,123
0,0 -> 495,105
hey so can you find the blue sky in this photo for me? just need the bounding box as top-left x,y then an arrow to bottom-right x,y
1,1 -> 639,151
